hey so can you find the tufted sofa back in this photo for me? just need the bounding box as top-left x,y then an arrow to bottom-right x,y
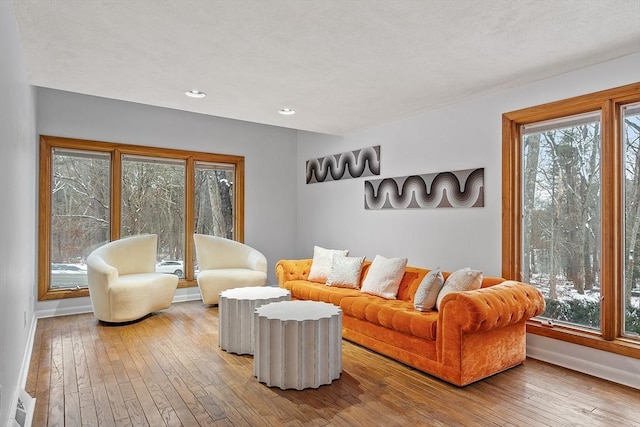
277,258 -> 507,303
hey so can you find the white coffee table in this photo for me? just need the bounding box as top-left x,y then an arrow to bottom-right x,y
253,300 -> 342,390
218,286 -> 291,355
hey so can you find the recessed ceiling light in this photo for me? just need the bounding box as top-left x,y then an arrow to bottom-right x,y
185,90 -> 206,98
279,108 -> 295,116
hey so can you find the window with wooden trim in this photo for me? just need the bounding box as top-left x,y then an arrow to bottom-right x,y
38,136 -> 245,301
502,83 -> 640,357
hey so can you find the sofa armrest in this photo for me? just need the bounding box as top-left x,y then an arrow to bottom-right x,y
246,250 -> 268,273
439,281 -> 546,333
275,259 -> 313,287
87,255 -> 119,284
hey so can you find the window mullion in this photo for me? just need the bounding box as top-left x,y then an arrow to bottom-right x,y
600,99 -> 623,340
112,149 -> 122,241
185,157 -> 195,282
501,116 -> 521,280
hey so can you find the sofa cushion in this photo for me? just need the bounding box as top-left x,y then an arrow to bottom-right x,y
340,295 -> 438,340
360,255 -> 408,299
326,256 -> 365,289
308,246 -> 349,283
414,268 -> 445,311
283,279 -> 362,305
436,267 -> 483,310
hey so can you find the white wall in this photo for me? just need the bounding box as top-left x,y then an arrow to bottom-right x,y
296,53 -> 640,388
0,1 -> 37,425
35,88 -> 299,316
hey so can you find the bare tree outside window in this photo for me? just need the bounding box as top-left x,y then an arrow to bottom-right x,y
194,162 -> 235,239
522,114 -> 602,330
623,103 -> 640,337
193,162 -> 235,275
121,155 -> 186,277
50,149 -> 110,289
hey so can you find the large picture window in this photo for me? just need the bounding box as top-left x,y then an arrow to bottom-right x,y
38,136 -> 245,300
502,83 -> 640,357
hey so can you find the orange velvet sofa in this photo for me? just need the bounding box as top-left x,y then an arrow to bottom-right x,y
276,259 -> 545,386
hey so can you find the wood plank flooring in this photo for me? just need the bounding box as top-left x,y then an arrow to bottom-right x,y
26,300 -> 640,426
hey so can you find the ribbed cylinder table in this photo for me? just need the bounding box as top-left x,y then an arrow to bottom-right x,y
218,286 -> 291,355
253,300 -> 342,390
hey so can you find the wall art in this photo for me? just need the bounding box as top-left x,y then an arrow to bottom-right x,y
364,168 -> 484,209
306,145 -> 380,184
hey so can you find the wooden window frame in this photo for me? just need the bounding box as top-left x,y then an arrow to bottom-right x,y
502,82 -> 640,358
38,135 -> 245,301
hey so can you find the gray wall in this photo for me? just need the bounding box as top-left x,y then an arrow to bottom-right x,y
35,88 -> 299,315
295,53 -> 640,388
0,1 -> 37,425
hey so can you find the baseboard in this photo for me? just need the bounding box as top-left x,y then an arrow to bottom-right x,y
35,294 -> 202,319
35,304 -> 93,319
18,314 -> 37,388
171,293 -> 202,303
6,314 -> 38,427
526,334 -> 640,390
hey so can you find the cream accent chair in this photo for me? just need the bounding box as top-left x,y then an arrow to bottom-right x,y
193,234 -> 268,305
86,234 -> 179,322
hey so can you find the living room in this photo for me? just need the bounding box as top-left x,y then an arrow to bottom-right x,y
2,1 -> 639,426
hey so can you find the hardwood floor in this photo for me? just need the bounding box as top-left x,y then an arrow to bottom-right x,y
26,300 -> 640,427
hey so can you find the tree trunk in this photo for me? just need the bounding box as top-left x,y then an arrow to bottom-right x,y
207,174 -> 227,237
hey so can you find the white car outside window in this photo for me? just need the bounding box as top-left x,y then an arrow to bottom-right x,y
156,260 -> 184,277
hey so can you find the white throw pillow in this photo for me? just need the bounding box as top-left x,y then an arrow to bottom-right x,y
414,268 -> 445,311
436,267 -> 483,310
360,255 -> 408,299
326,256 -> 365,289
308,245 -> 349,283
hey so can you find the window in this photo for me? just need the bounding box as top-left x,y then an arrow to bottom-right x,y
623,103 -> 640,338
521,112 -> 602,331
502,83 -> 640,357
38,136 -> 245,301
121,155 -> 186,278
49,148 -> 110,290
194,162 -> 236,275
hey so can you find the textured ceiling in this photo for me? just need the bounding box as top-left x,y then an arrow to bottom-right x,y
12,0 -> 640,135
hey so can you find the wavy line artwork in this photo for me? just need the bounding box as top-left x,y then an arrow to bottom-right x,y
364,168 -> 484,209
306,145 -> 380,184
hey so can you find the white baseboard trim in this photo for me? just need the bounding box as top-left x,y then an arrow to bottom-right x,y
6,314 -> 38,427
19,314 -> 38,388
171,294 -> 202,304
35,294 -> 202,319
35,304 -> 93,319
527,335 -> 640,390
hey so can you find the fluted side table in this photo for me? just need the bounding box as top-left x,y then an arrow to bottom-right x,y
253,300 -> 342,390
218,286 -> 291,355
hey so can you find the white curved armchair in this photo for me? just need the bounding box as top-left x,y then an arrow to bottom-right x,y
86,234 -> 178,322
193,234 -> 268,305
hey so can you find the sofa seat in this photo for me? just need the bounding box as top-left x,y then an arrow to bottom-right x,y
109,273 -> 179,322
340,295 -> 438,340
276,258 -> 546,386
282,279 -> 362,305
